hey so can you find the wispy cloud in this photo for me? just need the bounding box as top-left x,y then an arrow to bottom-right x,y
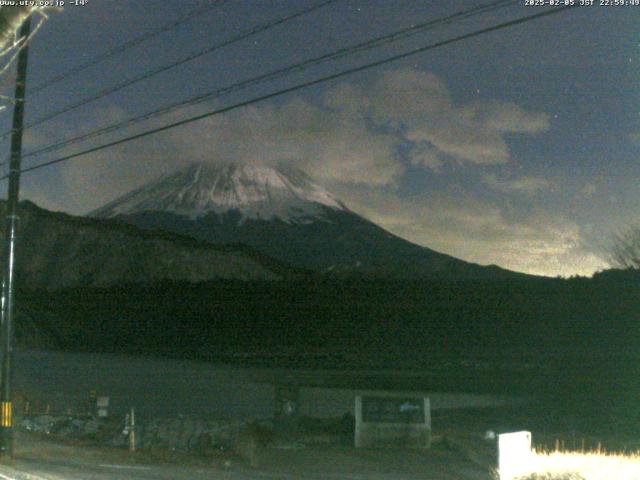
482,173 -> 552,196
580,182 -> 597,198
331,184 -> 606,277
156,67 -> 550,183
366,69 -> 550,165
628,132 -> 640,146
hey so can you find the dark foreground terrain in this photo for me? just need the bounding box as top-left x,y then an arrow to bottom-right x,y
3,346 -> 637,480
5,349 -> 517,480
11,269 -> 640,434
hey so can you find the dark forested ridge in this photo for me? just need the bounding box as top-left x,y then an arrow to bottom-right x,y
17,269 -> 639,361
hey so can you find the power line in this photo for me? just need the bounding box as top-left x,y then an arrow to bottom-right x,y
8,0 -> 339,139
23,0 -> 517,160
29,0 -> 230,95
7,5 -> 577,180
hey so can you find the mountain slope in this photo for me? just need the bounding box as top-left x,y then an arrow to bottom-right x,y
91,162 -> 527,280
3,201 -> 301,289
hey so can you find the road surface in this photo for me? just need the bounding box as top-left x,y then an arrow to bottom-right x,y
0,435 -> 493,480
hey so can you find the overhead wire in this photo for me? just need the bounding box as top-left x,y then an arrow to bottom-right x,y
23,0 -> 518,160
4,5 -> 578,180
28,0 -> 230,95
3,0 -> 340,139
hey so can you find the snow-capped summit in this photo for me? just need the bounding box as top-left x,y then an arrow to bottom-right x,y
91,162 -> 347,224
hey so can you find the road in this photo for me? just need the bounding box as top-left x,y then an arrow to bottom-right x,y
0,440 -> 492,480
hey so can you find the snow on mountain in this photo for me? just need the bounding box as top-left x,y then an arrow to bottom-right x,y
91,163 -> 347,224
89,161 -> 526,280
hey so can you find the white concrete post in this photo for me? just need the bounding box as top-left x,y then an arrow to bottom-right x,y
498,431 -> 532,480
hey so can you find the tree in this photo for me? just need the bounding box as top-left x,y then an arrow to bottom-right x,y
609,226 -> 640,269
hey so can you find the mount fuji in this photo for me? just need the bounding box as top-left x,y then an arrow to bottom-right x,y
91,162 -> 523,279
92,163 -> 347,224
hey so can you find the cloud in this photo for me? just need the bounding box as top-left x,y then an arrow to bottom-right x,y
408,141 -> 444,171
330,185 -> 606,277
365,69 -> 550,165
162,67 -> 549,179
628,132 -> 640,146
465,101 -> 550,134
163,98 -> 404,187
20,105 -> 182,215
580,182 -> 597,198
482,173 -> 552,196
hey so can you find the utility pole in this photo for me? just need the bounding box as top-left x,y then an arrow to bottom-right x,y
0,13 -> 32,457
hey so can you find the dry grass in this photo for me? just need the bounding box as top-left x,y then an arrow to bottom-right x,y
507,449 -> 640,480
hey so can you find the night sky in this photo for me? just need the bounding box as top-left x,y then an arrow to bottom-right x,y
1,0 -> 638,277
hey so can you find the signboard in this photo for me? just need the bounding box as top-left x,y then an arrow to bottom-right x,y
361,396 -> 425,424
96,396 -> 109,418
355,394 -> 431,449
